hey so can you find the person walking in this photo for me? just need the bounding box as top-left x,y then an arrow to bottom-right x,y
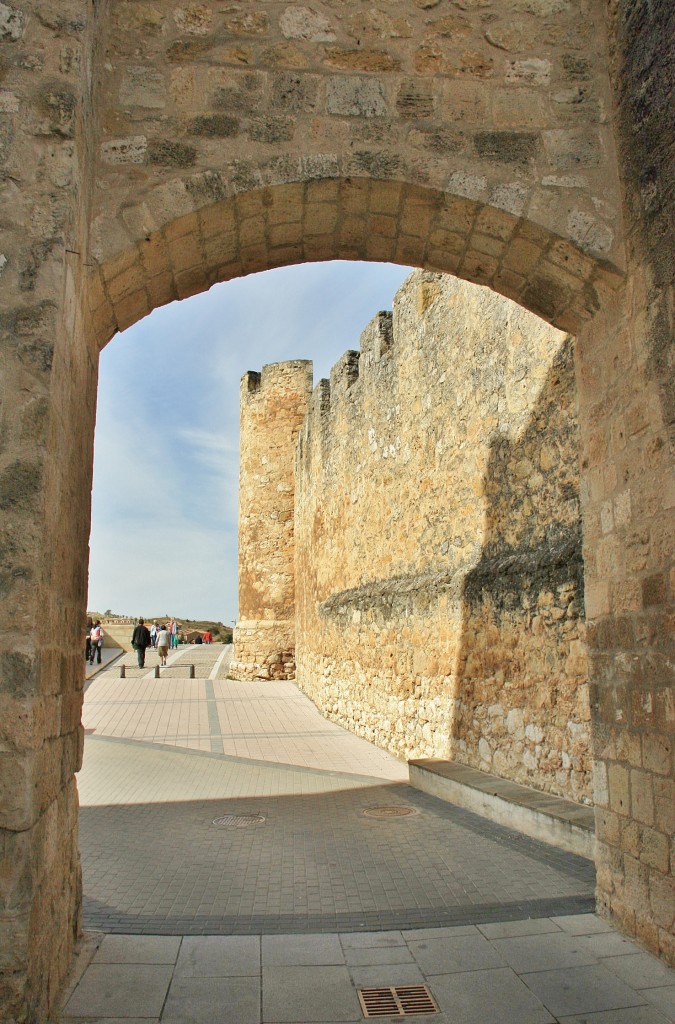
150,622 -> 157,649
156,623 -> 170,667
89,621 -> 103,665
85,618 -> 93,663
169,618 -> 178,650
131,618 -> 151,668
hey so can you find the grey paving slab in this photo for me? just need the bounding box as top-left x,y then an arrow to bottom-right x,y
521,963 -> 648,1016
63,963 -> 173,1018
262,934 -> 344,966
427,966 -> 555,1023
92,934 -> 181,964
491,931 -> 600,973
579,930 -> 643,959
348,961 -> 426,987
558,1007 -> 672,1024
61,1019 -> 161,1023
408,933 -> 505,974
401,924 -> 479,939
174,935 -> 260,977
161,975 -> 260,1024
478,918 -> 564,939
552,912 -> 615,935
340,929 -> 405,948
343,943 -> 415,966
262,965 -> 361,1022
642,986 -> 675,1020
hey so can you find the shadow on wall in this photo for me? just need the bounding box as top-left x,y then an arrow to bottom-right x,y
452,336 -> 592,802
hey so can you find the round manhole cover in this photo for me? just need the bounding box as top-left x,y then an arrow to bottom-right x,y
362,805 -> 417,819
212,813 -> 266,829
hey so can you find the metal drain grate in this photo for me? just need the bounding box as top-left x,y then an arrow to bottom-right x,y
212,813 -> 266,829
363,805 -> 417,819
358,985 -> 438,1017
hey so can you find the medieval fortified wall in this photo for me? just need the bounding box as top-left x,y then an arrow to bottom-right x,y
231,360 -> 313,681
240,270 -> 592,803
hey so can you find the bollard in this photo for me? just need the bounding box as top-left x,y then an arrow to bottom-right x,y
120,664 -> 126,678
155,665 -> 160,678
189,664 -> 195,679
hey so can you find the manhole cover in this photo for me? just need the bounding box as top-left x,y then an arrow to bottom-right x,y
212,813 -> 266,829
362,806 -> 417,819
358,985 -> 438,1017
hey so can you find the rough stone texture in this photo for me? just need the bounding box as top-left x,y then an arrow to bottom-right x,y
0,0 -> 671,1018
84,0 -> 624,343
230,362 -> 312,681
294,273 -> 591,802
578,0 -> 674,968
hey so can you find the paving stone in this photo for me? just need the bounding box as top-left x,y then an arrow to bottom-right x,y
348,962 -> 426,987
551,913 -> 614,935
174,935 -> 260,977
428,966 -> 555,1023
263,965 -> 361,1022
340,929 -> 405,947
161,976 -> 260,1024
408,934 -> 506,974
478,918 -> 563,939
262,934 -> 344,966
521,963 -> 647,1016
63,963 -> 173,1018
558,1007 -> 672,1023
642,987 -> 675,1020
92,934 -> 181,964
491,932 -> 600,973
578,932 -> 644,959
343,944 -> 415,966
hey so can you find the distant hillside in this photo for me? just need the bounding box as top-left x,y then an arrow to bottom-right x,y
88,611 -> 233,642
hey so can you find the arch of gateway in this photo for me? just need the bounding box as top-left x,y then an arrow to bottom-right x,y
0,1 -> 672,1019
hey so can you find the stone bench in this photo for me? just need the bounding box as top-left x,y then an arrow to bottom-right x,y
408,758 -> 595,860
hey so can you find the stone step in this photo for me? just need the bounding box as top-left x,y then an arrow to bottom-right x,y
408,758 -> 596,860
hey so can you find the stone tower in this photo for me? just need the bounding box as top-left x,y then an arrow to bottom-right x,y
230,361 -> 313,680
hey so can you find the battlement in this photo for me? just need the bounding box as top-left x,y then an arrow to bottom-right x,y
240,360 -> 313,404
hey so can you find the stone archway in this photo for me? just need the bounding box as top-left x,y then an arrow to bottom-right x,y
0,1 -> 672,1019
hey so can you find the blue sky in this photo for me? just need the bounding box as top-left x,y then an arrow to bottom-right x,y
88,261 -> 412,623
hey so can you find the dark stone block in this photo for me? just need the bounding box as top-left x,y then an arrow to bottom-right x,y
148,139 -> 197,168
248,116 -> 295,143
188,114 -> 239,137
0,461 -> 43,512
474,131 -> 539,165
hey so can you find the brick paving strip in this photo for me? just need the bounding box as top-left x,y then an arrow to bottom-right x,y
69,647 -> 675,1021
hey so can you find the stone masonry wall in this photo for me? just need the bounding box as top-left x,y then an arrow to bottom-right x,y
575,0 -> 674,964
87,0 -> 624,343
295,271 -> 592,802
231,360 -> 313,680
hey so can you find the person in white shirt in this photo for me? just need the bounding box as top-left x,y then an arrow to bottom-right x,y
156,624 -> 170,666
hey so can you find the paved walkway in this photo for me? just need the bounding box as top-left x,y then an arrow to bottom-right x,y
60,645 -> 675,1022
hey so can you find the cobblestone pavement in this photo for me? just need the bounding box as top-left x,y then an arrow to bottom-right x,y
70,647 -> 675,1021
80,646 -> 593,934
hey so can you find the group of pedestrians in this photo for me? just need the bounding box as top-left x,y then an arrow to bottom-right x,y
131,618 -> 177,668
149,619 -> 180,650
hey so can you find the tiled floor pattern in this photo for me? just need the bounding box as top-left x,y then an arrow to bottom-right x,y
72,649 -> 675,1021
83,646 -> 408,777
60,915 -> 675,1022
79,732 -> 594,934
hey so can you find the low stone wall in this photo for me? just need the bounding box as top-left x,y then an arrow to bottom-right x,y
295,272 -> 592,803
231,619 -> 296,680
